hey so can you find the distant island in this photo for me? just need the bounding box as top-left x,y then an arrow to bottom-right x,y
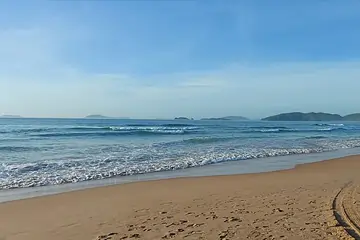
174,117 -> 194,120
85,115 -> 112,119
85,114 -> 130,119
0,115 -> 22,118
201,116 -> 248,121
262,112 -> 360,121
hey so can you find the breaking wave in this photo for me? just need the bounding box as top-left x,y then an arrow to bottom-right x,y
2,137 -> 360,189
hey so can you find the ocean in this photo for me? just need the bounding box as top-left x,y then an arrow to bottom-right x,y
1,118 -> 360,191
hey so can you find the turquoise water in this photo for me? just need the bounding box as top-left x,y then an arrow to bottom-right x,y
1,118 -> 360,190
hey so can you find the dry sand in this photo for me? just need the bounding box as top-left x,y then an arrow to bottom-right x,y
1,155 -> 360,240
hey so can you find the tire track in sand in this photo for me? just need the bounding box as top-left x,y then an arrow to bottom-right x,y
333,181 -> 360,239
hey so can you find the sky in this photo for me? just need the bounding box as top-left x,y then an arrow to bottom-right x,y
1,1 -> 360,119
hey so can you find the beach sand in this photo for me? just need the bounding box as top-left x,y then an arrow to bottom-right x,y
1,155 -> 360,240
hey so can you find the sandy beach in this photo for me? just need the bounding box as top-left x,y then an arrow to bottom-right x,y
1,155 -> 360,240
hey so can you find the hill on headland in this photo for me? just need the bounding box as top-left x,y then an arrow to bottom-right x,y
343,113 -> 360,121
262,112 -> 360,121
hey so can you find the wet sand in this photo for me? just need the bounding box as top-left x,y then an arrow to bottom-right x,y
1,155 -> 360,240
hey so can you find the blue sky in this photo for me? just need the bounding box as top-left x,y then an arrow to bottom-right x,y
1,1 -> 360,119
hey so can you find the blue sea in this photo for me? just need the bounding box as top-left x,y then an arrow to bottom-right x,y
1,118 -> 360,191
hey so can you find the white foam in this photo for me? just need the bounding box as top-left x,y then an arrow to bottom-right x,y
2,138 -> 360,190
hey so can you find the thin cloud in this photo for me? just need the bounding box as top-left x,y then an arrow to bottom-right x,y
1,2 -> 360,118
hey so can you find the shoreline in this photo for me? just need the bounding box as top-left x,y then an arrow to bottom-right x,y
1,154 -> 360,239
1,146 -> 360,203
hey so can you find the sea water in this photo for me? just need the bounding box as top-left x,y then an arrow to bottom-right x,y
1,118 -> 360,190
